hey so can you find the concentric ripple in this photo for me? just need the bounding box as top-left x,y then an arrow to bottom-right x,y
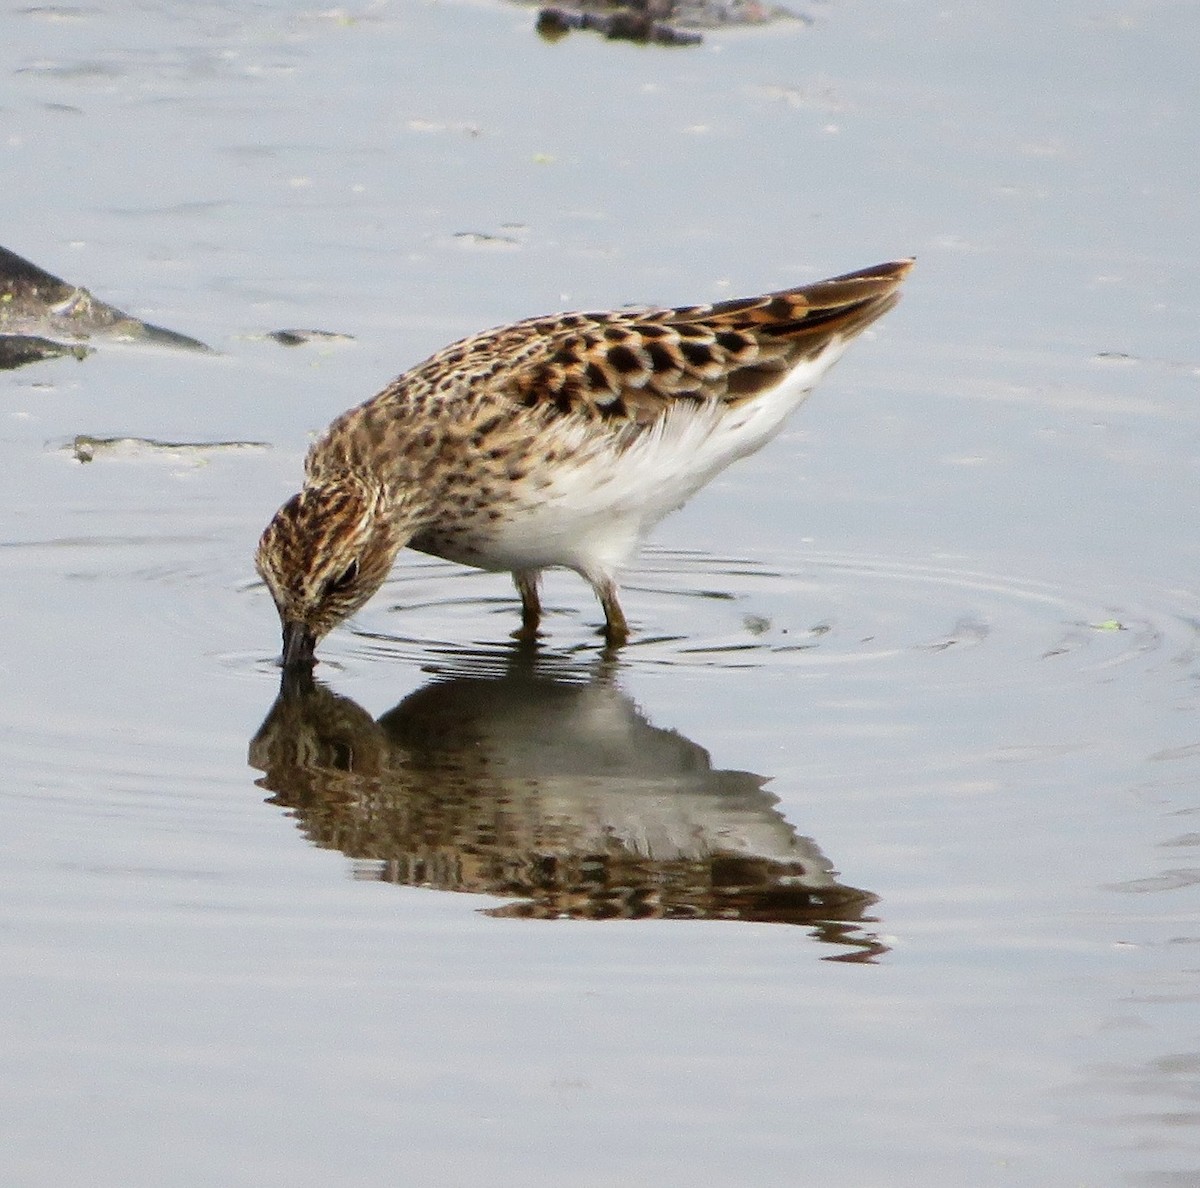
290,547 -> 1200,698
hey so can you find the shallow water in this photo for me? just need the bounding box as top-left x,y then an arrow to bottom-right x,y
3,1 -> 1200,1185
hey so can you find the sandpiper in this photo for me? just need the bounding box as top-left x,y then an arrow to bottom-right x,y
257,259 -> 912,666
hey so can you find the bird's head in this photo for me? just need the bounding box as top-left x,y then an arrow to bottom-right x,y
255,474 -> 408,668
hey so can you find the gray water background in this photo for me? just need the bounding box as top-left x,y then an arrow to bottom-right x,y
3,1 -> 1200,1184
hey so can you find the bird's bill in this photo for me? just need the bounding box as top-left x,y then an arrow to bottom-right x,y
281,619 -> 318,669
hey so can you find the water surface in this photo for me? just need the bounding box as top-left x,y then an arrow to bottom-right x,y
2,2 -> 1199,1185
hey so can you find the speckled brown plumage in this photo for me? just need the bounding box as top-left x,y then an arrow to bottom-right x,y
257,259 -> 913,665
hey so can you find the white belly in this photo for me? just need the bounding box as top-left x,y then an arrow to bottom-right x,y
413,336 -> 848,581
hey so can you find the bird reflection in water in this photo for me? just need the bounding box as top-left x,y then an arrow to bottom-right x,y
249,650 -> 885,961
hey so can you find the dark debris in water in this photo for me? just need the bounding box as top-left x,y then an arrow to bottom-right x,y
0,243 -> 210,366
1093,348 -> 1200,377
65,434 -> 271,464
527,0 -> 804,45
452,230 -> 522,250
536,6 -> 703,45
0,333 -> 91,371
266,328 -> 356,347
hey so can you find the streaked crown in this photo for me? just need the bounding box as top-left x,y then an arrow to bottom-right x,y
255,474 -> 405,647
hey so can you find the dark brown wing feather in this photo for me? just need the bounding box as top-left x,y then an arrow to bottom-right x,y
500,259 -> 913,423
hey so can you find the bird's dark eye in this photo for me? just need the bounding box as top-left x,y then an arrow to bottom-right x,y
324,558 -> 359,597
